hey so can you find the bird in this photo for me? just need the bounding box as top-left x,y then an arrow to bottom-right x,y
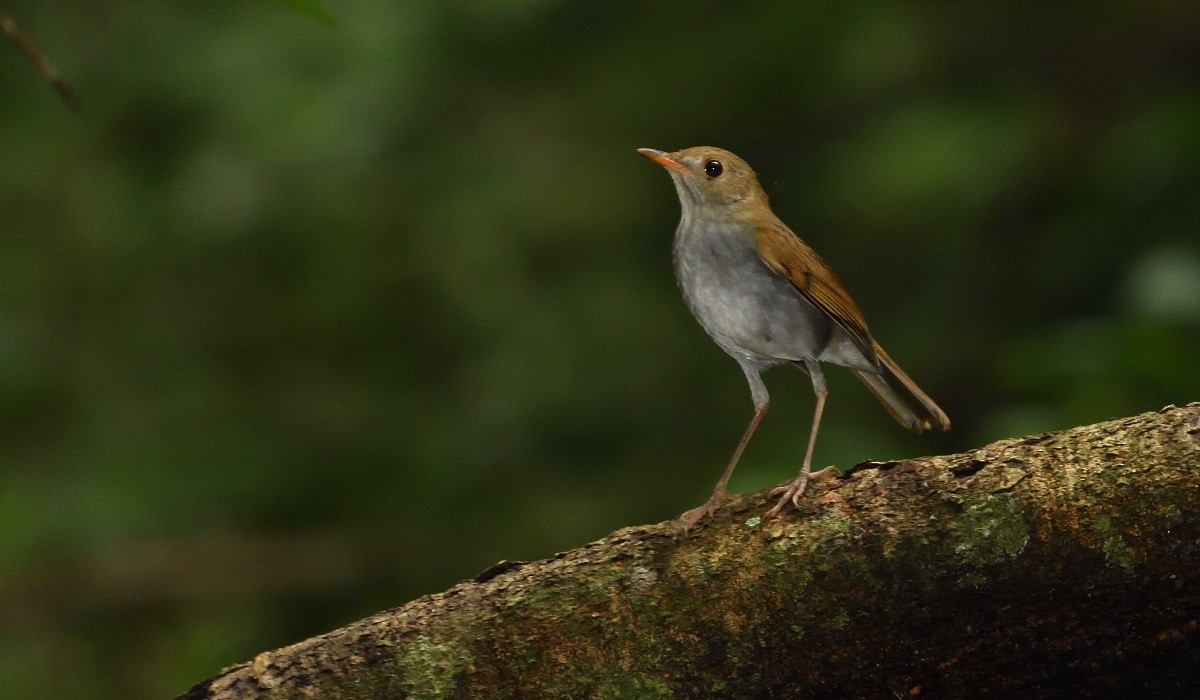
638,146 -> 950,528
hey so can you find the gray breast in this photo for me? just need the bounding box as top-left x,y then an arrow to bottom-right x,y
672,217 -> 834,365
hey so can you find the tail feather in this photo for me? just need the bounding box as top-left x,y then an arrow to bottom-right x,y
854,343 -> 950,433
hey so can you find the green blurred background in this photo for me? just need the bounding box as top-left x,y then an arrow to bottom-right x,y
3,2 -> 1200,697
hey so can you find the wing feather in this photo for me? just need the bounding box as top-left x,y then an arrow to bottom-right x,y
754,224 -> 877,365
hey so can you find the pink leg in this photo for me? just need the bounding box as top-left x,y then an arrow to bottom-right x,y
766,359 -> 831,518
681,363 -> 769,529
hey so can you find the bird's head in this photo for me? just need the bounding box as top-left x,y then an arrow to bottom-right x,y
637,146 -> 768,212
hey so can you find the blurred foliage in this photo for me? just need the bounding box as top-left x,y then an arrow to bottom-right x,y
269,0 -> 338,28
3,2 -> 1200,698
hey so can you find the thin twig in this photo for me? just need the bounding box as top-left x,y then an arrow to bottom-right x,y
1,11 -> 81,112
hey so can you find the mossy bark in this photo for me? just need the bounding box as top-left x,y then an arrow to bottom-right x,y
179,404 -> 1200,699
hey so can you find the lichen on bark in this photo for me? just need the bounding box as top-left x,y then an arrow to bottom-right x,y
180,403 -> 1200,699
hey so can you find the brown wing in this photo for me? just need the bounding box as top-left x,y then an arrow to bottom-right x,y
755,222 -> 950,432
754,223 -> 877,364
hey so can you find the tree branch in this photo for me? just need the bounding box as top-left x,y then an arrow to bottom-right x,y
1,11 -> 80,111
179,404 -> 1200,699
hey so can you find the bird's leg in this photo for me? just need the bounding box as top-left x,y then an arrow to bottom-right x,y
680,401 -> 767,528
766,359 -> 829,518
681,365 -> 768,529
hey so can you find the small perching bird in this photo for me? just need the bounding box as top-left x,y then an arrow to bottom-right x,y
638,146 -> 950,528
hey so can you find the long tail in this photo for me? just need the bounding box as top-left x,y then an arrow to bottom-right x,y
854,343 -> 950,433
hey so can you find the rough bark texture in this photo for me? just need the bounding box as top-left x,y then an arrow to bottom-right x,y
179,404 -> 1200,699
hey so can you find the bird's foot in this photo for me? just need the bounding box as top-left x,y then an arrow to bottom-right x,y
765,466 -> 838,518
680,488 -> 736,530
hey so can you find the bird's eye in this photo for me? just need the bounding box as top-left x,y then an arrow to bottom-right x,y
704,160 -> 723,178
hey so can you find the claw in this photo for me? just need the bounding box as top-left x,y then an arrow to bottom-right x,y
679,488 -> 734,529
765,478 -> 805,519
764,466 -> 839,519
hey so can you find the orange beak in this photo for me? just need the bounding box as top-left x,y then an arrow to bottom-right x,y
637,148 -> 689,173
